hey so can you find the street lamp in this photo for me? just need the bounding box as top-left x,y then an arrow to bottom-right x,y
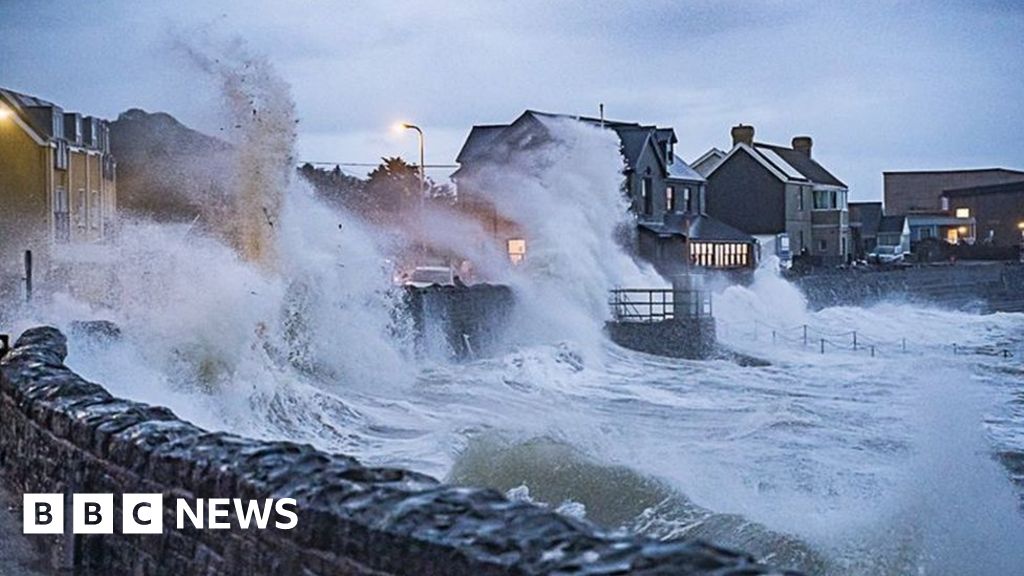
397,122 -> 426,202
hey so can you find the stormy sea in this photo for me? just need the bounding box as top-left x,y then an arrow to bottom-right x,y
5,41 -> 1023,576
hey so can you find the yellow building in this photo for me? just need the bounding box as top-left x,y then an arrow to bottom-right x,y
0,87 -> 116,300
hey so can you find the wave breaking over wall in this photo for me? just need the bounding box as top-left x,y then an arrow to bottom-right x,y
0,327 -> 798,576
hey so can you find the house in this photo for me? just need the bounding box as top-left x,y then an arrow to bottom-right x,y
940,181 -> 1024,247
702,124 -> 851,266
0,87 -> 116,299
848,202 -> 882,259
876,215 -> 910,253
883,168 -> 1024,215
691,148 -> 726,177
452,110 -> 756,275
904,212 -> 975,246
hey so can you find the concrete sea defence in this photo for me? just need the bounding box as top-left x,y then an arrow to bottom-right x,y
794,263 -> 1024,312
0,326 -> 799,575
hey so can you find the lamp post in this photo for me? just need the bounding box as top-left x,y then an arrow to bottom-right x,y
398,122 -> 426,259
400,123 -> 426,206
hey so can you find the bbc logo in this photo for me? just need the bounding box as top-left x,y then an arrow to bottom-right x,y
24,494 -> 163,535
24,494 -> 298,534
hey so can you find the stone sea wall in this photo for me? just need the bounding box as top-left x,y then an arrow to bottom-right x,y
795,263 -> 1024,313
0,327 -> 799,576
405,284 -> 516,360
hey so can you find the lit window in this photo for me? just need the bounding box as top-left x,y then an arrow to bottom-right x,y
666,186 -> 675,212
955,208 -> 970,218
507,239 -> 526,264
946,228 -> 959,243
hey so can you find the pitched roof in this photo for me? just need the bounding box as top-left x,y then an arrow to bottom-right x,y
753,143 -> 846,187
0,87 -> 54,143
691,148 -> 727,176
941,180 -> 1024,198
454,110 -> 680,175
455,124 -> 506,164
641,213 -> 754,243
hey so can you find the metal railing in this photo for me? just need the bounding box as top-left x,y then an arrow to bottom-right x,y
609,289 -> 713,323
716,318 -> 1021,360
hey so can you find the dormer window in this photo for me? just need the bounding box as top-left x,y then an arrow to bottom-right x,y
666,141 -> 674,163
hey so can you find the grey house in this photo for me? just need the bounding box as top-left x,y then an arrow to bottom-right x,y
702,124 -> 851,266
452,110 -> 756,273
848,202 -> 882,259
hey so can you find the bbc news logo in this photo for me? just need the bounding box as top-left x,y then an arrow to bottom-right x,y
24,494 -> 298,534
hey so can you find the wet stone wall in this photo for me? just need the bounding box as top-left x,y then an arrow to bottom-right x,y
0,326 -> 799,576
795,263 -> 1024,313
405,284 -> 516,360
606,317 -> 718,360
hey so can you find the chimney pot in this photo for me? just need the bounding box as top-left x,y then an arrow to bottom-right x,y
731,124 -> 755,147
792,136 -> 813,158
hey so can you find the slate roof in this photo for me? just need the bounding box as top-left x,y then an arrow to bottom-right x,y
0,87 -> 58,140
666,158 -> 705,182
455,124 -> 507,164
753,143 -> 846,188
941,180 -> 1024,198
640,213 -> 754,243
454,110 -> 684,175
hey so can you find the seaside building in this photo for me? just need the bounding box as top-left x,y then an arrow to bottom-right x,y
940,181 -> 1024,248
700,125 -> 851,267
883,168 -> 1024,247
452,110 -> 756,275
0,87 -> 116,300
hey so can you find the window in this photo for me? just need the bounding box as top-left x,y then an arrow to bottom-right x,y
54,187 -> 70,243
507,239 -> 526,264
946,228 -> 959,243
797,189 -> 804,211
813,189 -> 839,210
689,242 -> 750,268
955,208 -> 970,218
642,178 -> 653,215
666,186 -> 675,212
666,142 -> 674,163
818,239 -> 827,252
683,187 -> 692,212
54,140 -> 69,170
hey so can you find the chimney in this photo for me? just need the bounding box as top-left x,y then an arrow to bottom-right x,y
792,136 -> 813,158
731,124 -> 754,147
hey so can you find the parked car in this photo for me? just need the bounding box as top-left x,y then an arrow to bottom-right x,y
403,266 -> 456,288
868,245 -> 905,264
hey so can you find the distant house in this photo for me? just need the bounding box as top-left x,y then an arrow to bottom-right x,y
690,148 -> 726,177
883,168 -> 1024,215
703,124 -> 851,266
877,215 -> 910,253
0,87 -> 116,299
452,110 -> 756,274
848,202 -> 882,258
941,181 -> 1024,247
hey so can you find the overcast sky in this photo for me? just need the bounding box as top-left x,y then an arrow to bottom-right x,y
1,0 -> 1022,200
